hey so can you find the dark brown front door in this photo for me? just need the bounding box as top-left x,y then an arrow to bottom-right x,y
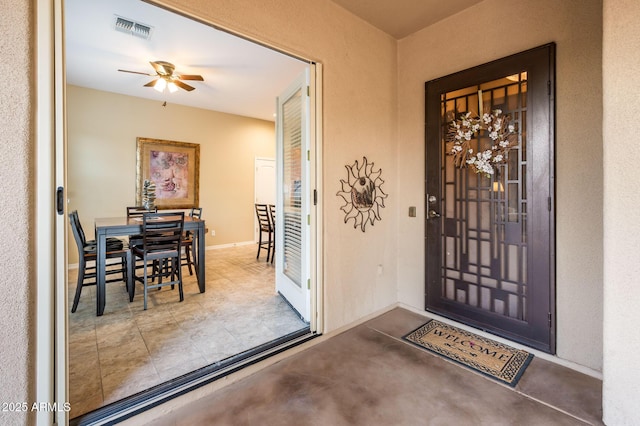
425,44 -> 556,353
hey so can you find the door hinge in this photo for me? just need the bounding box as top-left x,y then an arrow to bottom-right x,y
307,86 -> 310,97
548,197 -> 552,211
313,189 -> 318,205
307,278 -> 311,290
307,150 -> 310,161
307,214 -> 310,225
548,312 -> 552,327
548,80 -> 551,95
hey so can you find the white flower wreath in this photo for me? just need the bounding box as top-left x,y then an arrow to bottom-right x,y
448,109 -> 517,177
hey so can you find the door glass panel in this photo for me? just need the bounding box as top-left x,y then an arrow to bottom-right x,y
440,73 -> 529,322
282,89 -> 303,287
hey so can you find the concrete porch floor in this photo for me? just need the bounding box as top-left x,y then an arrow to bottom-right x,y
143,308 -> 602,425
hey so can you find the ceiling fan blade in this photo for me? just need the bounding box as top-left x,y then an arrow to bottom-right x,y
177,74 -> 204,81
118,69 -> 154,76
173,79 -> 196,92
150,61 -> 173,76
143,78 -> 159,87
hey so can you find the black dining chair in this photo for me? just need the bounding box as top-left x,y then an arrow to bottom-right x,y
181,207 -> 202,276
126,206 -> 158,248
69,210 -> 131,313
127,205 -> 160,276
268,204 -> 276,264
126,206 -> 158,217
255,203 -> 273,262
130,212 -> 185,310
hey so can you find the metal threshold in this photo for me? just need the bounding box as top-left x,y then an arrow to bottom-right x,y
70,328 -> 317,426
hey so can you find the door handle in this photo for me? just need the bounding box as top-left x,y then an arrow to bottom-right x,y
56,186 -> 64,215
428,210 -> 440,219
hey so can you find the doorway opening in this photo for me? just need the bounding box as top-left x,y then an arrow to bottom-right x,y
61,0 -> 322,423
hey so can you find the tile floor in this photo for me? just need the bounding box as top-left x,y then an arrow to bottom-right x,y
145,308 -> 603,426
68,244 -> 308,419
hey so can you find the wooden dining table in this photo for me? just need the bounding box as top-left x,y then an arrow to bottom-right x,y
94,215 -> 206,316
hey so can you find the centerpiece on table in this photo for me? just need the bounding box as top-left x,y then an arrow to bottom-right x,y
141,179 -> 156,210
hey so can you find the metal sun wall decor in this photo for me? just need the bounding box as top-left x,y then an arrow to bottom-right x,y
337,157 -> 387,232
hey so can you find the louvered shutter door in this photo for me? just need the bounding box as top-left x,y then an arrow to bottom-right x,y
282,88 -> 303,287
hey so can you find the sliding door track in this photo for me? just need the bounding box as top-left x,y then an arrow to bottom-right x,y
71,328 -> 317,426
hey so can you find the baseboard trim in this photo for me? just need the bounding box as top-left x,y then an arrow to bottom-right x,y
205,240 -> 255,250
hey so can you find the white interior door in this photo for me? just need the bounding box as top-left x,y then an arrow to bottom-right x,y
255,158 -> 276,205
275,70 -> 311,322
255,158 -> 276,241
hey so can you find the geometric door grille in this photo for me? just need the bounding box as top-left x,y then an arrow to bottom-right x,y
440,72 -> 529,321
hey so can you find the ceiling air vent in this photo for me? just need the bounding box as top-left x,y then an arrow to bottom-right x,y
113,15 -> 153,40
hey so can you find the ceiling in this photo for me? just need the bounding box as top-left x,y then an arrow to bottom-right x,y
330,0 -> 484,39
65,0 -> 482,121
65,0 -> 308,121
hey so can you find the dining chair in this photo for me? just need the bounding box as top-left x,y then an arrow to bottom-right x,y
127,205 -> 160,277
181,207 -> 202,276
130,212 -> 185,310
268,204 -> 276,264
126,206 -> 158,217
255,203 -> 273,262
126,205 -> 158,247
69,210 -> 131,313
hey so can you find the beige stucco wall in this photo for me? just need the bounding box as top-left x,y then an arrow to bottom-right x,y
66,85 -> 276,264
0,0 -> 34,424
397,0 -> 604,371
602,0 -> 640,423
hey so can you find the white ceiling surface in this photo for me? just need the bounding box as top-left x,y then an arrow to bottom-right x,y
329,0 -> 484,39
65,0 -> 308,122
66,0 -> 482,120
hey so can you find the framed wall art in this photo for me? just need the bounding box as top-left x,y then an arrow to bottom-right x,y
136,137 -> 200,209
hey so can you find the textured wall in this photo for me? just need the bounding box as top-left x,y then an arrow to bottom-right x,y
0,0 -> 35,424
602,0 -> 640,423
66,85 -> 276,263
397,0 -> 604,371
154,0 -> 400,330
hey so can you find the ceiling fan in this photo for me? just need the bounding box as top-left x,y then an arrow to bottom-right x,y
118,60 -> 204,92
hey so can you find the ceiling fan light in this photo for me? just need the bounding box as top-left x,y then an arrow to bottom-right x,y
154,78 -> 167,92
167,82 -> 178,93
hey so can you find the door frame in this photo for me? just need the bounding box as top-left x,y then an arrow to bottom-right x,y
39,1 -> 325,423
35,0 -> 67,424
425,44 -> 556,353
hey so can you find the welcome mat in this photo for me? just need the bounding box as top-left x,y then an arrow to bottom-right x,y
403,320 -> 533,387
